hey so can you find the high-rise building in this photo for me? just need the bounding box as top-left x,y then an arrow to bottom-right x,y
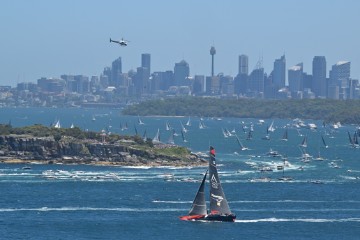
206,76 -> 220,94
249,68 -> 264,94
273,55 -> 286,89
238,55 -> 248,75
288,63 -> 303,93
312,56 -> 327,98
111,57 -> 122,86
329,61 -> 350,99
141,53 -> 151,74
193,75 -> 205,95
151,71 -> 174,92
174,60 -> 190,86
134,67 -> 150,95
234,73 -> 248,95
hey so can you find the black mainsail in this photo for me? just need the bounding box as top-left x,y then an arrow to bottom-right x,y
188,171 -> 207,216
209,146 -> 231,215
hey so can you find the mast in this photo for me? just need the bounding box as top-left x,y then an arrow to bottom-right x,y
208,146 -> 231,215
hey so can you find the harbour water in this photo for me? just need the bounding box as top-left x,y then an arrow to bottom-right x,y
1,107 -> 360,239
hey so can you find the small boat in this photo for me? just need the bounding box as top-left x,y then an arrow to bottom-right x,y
143,130 -> 147,141
309,180 -> 324,184
258,119 -> 265,125
281,128 -> 288,141
152,128 -> 161,144
180,121 -> 188,133
167,130 -> 175,145
53,119 -> 61,128
199,120 -> 206,129
249,177 -> 271,182
313,150 -> 325,161
268,120 -> 275,132
321,135 -> 328,148
235,135 -> 248,151
138,116 -> 145,125
246,130 -> 253,140
299,136 -> 308,148
180,146 -> 236,222
181,130 -> 188,143
278,156 -> 293,181
165,121 -> 171,131
262,125 -> 270,140
267,148 -> 281,157
185,117 -> 191,126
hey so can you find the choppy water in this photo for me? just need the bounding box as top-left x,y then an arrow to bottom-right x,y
1,107 -> 360,239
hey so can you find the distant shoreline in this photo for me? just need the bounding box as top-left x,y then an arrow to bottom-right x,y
122,97 -> 360,124
0,158 -> 207,168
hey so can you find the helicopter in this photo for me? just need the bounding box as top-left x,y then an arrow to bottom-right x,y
110,38 -> 129,46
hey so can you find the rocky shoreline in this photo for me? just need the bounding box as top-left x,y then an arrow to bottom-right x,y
0,134 -> 207,167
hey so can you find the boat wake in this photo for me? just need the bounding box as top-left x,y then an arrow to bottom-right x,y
235,217 -> 360,223
0,207 -> 186,212
152,200 -> 191,204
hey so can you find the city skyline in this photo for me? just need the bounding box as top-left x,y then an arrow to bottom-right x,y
1,0 -> 360,86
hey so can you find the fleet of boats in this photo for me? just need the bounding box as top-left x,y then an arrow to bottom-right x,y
4,113 -> 360,223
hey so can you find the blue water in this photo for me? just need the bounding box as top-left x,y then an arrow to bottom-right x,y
1,107 -> 360,239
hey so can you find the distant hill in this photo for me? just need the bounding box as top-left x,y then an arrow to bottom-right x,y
122,97 -> 360,124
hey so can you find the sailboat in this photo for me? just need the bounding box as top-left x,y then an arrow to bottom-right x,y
143,130 -> 147,142
262,125 -> 270,140
281,128 -> 288,141
179,146 -> 236,222
165,121 -> 171,131
138,116 -> 145,125
246,130 -> 253,140
167,130 -> 175,145
152,129 -> 161,144
185,117 -> 191,127
268,120 -> 275,132
278,156 -> 293,181
181,130 -> 188,143
321,135 -> 328,148
199,120 -> 206,129
180,121 -> 188,133
53,119 -> 61,128
235,135 -> 248,151
299,136 -> 308,148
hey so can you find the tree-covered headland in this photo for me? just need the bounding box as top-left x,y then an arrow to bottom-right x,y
123,97 -> 360,124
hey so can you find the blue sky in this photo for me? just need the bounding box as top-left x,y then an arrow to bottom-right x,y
1,0 -> 359,86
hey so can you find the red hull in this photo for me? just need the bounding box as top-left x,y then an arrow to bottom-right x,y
179,214 -> 236,222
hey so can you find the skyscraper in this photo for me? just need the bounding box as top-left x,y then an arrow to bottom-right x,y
329,61 -> 351,99
288,63 -> 303,93
273,55 -> 286,89
134,67 -> 150,96
111,57 -> 122,87
312,56 -> 327,98
329,61 -> 350,86
174,60 -> 190,86
249,67 -> 264,94
238,55 -> 248,75
141,53 -> 151,74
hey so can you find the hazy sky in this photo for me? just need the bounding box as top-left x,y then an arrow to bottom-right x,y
1,0 -> 360,86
